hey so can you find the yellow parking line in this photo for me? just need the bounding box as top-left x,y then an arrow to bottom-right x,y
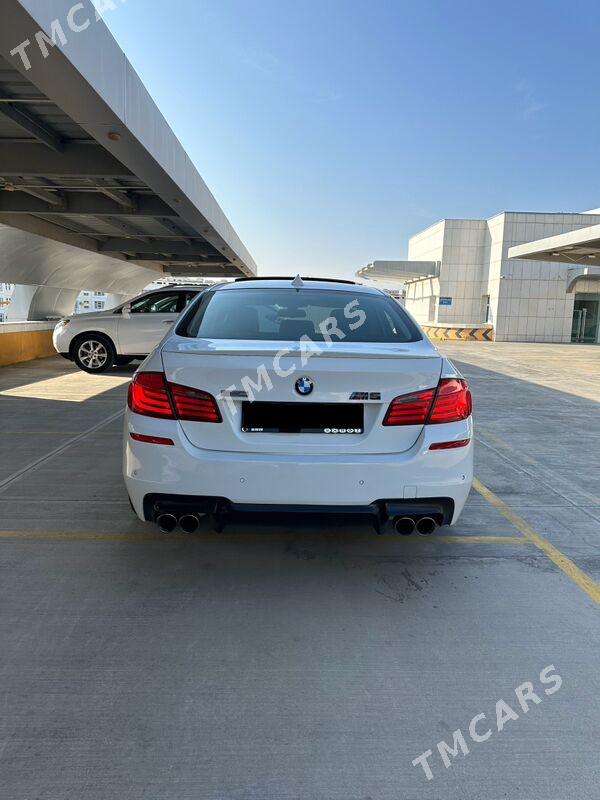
474,478 -> 600,604
0,530 -> 184,542
3,431 -> 123,436
0,529 -> 527,544
418,535 -> 526,544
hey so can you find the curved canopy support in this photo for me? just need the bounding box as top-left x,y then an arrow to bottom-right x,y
0,223 -> 159,296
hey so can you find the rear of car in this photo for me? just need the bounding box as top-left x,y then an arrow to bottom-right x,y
123,279 -> 473,532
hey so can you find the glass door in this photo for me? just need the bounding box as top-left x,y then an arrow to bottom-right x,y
572,297 -> 600,343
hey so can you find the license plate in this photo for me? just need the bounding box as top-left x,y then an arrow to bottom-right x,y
241,401 -> 364,434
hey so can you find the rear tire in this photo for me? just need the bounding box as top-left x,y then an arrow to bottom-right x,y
72,334 -> 115,373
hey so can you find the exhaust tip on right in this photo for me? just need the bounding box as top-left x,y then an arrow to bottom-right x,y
156,513 -> 178,533
415,516 -> 437,535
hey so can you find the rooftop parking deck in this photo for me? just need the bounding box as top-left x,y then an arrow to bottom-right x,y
1,342 -> 599,798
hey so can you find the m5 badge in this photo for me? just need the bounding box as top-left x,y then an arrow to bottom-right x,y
349,392 -> 381,400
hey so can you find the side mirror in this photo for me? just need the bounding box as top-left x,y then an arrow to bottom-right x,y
121,303 -> 132,318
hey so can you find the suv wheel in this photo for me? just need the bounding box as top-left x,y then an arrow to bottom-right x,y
73,335 -> 115,373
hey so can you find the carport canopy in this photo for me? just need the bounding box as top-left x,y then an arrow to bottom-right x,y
0,0 -> 257,306
356,260 -> 439,284
508,224 -> 600,267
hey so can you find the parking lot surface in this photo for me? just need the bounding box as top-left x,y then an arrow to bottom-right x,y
0,342 -> 599,799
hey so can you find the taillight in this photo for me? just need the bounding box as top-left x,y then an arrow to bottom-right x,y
127,372 -> 221,423
169,383 -> 222,422
428,378 -> 472,424
383,378 -> 472,426
128,372 -> 175,419
383,388 -> 436,426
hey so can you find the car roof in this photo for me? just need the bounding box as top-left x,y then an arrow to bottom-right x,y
144,285 -> 206,292
214,278 -> 382,295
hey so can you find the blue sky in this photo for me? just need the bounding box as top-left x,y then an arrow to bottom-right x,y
105,0 -> 600,278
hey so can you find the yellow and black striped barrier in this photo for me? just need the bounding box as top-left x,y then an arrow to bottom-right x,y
423,325 -> 494,342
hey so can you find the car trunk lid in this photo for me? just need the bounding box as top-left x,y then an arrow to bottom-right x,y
161,337 -> 442,455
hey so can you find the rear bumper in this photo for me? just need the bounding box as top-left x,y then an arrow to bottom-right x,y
124,412 -> 473,525
141,493 -> 456,528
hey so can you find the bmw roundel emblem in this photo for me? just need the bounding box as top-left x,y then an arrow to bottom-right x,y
295,376 -> 314,396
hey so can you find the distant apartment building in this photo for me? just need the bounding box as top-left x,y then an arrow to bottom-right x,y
0,282 -> 14,322
74,290 -> 109,314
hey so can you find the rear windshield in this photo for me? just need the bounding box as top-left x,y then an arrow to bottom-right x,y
178,288 -> 421,343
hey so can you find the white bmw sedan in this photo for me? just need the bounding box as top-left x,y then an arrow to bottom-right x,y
124,277 -> 473,534
53,286 -> 204,373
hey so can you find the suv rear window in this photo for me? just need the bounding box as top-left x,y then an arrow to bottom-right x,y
178,288 -> 421,343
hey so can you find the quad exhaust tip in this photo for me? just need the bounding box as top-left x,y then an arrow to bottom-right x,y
156,512 -> 205,533
415,516 -> 437,535
393,516 -> 416,535
156,513 -> 178,533
392,515 -> 438,535
179,514 -> 200,534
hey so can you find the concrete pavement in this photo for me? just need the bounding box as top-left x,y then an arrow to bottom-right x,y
0,343 -> 599,799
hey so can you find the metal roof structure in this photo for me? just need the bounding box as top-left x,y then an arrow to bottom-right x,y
508,223 -> 600,268
508,224 -> 600,294
356,260 -> 439,284
0,0 -> 256,314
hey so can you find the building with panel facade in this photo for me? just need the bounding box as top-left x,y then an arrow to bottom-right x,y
74,291 -> 109,314
0,282 -> 14,322
358,211 -> 600,343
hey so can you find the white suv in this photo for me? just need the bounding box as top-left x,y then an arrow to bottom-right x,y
53,286 -> 204,373
123,277 -> 473,534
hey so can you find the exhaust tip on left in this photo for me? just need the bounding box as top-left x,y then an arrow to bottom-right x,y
156,513 -> 178,533
393,516 -> 416,535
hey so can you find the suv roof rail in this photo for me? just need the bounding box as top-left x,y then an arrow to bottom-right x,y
150,281 -> 215,287
233,276 -> 356,285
